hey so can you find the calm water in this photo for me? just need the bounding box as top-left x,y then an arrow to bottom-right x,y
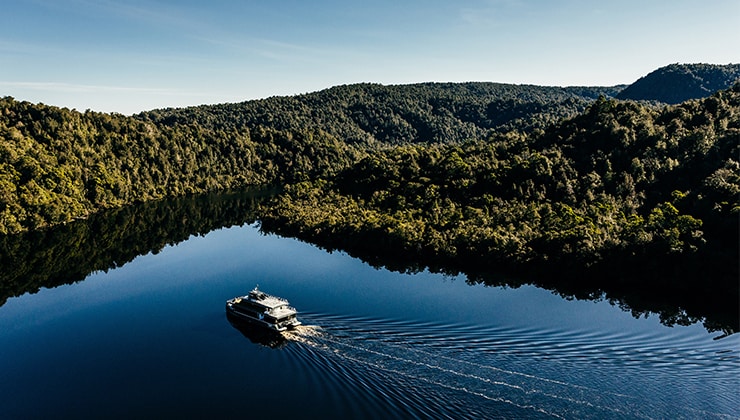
1,223 -> 738,419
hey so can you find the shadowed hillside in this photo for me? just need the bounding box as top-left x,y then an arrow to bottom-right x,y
140,82 -> 624,145
617,63 -> 740,104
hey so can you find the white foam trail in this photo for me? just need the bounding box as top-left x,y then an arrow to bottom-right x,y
281,324 -> 325,347
336,351 -> 567,420
324,333 -> 648,419
284,326 -> 643,419
285,321 -> 736,419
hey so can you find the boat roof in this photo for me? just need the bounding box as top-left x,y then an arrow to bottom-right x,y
244,287 -> 291,309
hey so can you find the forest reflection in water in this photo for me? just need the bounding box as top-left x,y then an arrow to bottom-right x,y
0,188 -> 736,336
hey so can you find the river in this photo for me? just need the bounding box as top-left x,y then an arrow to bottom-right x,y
0,191 -> 737,419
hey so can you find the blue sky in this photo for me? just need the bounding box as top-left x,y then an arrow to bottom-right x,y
1,0 -> 738,114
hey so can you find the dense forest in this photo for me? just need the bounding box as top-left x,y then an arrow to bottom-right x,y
1,64 -> 738,321
0,99 -> 359,234
0,81 -> 628,234
140,83 -> 623,145
259,85 -> 739,269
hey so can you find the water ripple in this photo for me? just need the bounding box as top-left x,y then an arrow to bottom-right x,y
280,312 -> 740,419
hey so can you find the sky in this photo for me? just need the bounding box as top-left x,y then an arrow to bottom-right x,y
1,0 -> 738,115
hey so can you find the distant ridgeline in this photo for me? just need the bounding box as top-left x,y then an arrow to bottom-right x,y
140,82 -> 623,145
617,63 -> 740,104
0,64 -> 738,310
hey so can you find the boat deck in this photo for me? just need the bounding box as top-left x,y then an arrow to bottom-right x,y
230,298 -> 297,319
250,294 -> 290,309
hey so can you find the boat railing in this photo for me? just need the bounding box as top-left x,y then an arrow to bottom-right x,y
249,289 -> 289,304
265,294 -> 290,304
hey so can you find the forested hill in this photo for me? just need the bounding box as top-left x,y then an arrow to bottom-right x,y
0,97 -> 361,234
0,81 -> 619,235
0,76 -> 737,244
139,82 -> 624,146
617,63 -> 740,104
262,84 -> 740,264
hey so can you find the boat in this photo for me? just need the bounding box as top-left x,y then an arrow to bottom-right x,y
225,286 -> 301,332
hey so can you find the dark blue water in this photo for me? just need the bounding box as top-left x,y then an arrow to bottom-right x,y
1,224 -> 738,419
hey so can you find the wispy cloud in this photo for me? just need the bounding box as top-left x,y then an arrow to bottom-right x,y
0,38 -> 67,56
193,33 -> 363,64
458,0 -> 528,27
246,37 -> 362,62
0,81 -> 208,97
73,0 -> 198,29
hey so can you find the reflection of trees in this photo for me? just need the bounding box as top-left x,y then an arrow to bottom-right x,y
0,188 -> 273,307
466,257 -> 738,338
0,187 -> 735,336
262,220 -> 738,337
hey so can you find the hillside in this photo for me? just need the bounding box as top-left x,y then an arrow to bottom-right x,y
0,81 -> 622,234
617,63 -> 740,104
140,82 -> 623,146
261,84 -> 740,266
0,73 -> 737,272
0,98 -> 359,234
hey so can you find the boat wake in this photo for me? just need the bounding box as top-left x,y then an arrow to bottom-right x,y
281,325 -> 325,347
279,313 -> 740,419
